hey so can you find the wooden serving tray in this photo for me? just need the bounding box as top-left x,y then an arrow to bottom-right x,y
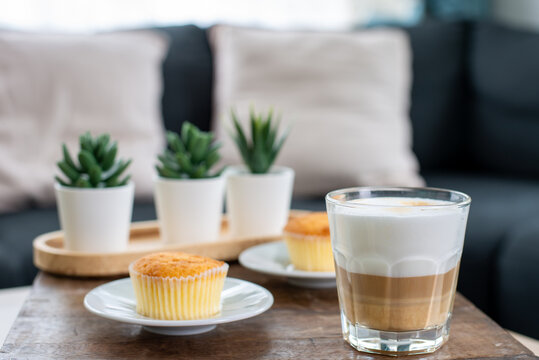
33,210 -> 307,277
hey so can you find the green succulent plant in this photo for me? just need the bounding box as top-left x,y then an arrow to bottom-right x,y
230,107 -> 289,174
156,122 -> 224,179
55,132 -> 132,188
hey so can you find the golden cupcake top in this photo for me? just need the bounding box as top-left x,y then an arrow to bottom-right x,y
284,212 -> 330,236
131,252 -> 225,278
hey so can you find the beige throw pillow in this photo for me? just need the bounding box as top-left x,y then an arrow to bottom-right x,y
0,30 -> 168,212
210,25 -> 424,196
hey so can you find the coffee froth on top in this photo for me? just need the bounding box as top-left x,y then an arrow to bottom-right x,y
329,197 -> 469,277
344,197 -> 455,216
349,197 -> 451,207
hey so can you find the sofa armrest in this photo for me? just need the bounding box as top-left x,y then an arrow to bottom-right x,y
497,219 -> 539,339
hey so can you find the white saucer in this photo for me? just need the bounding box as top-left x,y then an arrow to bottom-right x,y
84,277 -> 273,335
239,241 -> 336,288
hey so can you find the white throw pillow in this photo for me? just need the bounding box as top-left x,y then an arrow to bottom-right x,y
0,30 -> 168,212
210,25 -> 424,196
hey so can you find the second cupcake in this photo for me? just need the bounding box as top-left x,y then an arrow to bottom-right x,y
283,212 -> 335,272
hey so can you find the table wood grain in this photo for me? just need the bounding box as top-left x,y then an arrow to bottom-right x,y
1,264 -> 535,359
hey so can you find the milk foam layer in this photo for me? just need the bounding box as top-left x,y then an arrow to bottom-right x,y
329,197 -> 469,277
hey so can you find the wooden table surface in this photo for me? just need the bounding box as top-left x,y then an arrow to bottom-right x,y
1,264 -> 535,360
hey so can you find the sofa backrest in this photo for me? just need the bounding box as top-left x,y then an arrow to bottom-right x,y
155,21 -> 472,174
469,21 -> 539,180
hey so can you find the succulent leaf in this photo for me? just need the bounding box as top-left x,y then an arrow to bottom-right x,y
79,132 -> 93,153
78,150 -> 97,172
118,175 -> 131,186
157,153 -> 179,171
205,148 -> 221,169
104,159 -> 131,182
175,152 -> 192,173
230,110 -> 251,165
191,133 -> 212,164
181,122 -> 191,146
75,176 -> 91,188
101,142 -> 117,171
166,131 -> 184,154
95,134 -> 110,161
57,161 -> 80,182
88,165 -> 102,187
157,122 -> 223,179
156,165 -> 181,178
62,144 -> 78,171
192,164 -> 207,178
229,107 -> 289,174
55,176 -> 70,187
105,176 -> 118,187
56,133 -> 131,188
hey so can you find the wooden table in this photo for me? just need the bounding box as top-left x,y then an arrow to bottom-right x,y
1,264 -> 535,359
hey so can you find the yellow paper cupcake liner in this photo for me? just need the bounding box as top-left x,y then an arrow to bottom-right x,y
284,232 -> 335,272
129,263 -> 228,320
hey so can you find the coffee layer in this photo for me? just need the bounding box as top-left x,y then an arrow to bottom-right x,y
336,264 -> 459,331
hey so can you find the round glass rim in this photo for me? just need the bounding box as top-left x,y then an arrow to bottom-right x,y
325,186 -> 471,210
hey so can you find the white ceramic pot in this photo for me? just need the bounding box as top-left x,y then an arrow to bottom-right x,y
154,176 -> 226,244
226,166 -> 295,239
55,182 -> 135,253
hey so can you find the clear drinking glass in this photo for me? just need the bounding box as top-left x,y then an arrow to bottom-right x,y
326,187 -> 471,356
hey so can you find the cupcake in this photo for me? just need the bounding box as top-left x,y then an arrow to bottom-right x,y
283,212 -> 334,272
129,252 -> 228,320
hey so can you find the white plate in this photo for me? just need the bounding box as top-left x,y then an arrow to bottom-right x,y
239,241 -> 336,288
84,277 -> 273,335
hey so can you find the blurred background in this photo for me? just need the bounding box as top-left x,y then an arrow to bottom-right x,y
0,0 -> 538,350
2,0 -> 539,32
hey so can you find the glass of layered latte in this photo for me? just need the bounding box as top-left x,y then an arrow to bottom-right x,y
326,187 -> 471,356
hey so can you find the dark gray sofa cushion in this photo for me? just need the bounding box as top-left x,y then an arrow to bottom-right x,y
470,22 -> 539,178
0,209 -> 59,288
0,203 -> 158,288
404,20 -> 469,171
157,25 -> 213,134
497,220 -> 539,338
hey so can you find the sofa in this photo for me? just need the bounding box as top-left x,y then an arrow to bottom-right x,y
0,19 -> 538,338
